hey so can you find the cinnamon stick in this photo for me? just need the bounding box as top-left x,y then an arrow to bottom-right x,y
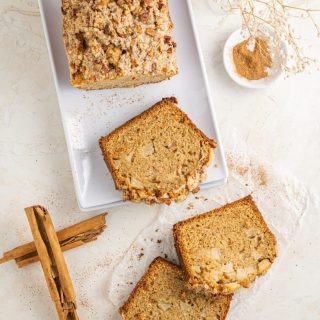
25,206 -> 79,320
0,212 -> 106,267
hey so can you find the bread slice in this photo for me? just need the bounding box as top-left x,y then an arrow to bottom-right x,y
173,196 -> 277,295
99,98 -> 216,204
119,257 -> 232,319
61,0 -> 177,89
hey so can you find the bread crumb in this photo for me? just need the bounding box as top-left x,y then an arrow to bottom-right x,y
79,297 -> 90,308
97,257 -> 112,269
187,203 -> 194,209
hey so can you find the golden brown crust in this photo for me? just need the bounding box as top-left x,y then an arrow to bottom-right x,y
173,223 -> 192,286
99,138 -> 120,194
71,73 -> 176,90
173,195 -> 278,295
223,300 -> 232,320
99,97 -> 217,204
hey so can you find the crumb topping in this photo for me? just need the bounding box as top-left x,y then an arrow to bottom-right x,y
62,0 -> 177,84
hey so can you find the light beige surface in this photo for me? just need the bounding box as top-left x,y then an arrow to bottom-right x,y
0,0 -> 319,319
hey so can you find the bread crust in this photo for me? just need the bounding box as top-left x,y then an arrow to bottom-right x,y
173,195 -> 278,295
99,97 -> 217,204
70,73 -> 176,90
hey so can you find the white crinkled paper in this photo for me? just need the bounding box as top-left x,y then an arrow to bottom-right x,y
107,137 -> 313,319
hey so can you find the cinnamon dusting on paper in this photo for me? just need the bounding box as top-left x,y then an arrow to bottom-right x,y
227,153 -> 268,187
255,165 -> 268,186
227,154 -> 249,176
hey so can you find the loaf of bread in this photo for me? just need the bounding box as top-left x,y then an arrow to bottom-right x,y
119,257 -> 232,319
61,0 -> 178,89
173,196 -> 277,295
99,97 -> 217,204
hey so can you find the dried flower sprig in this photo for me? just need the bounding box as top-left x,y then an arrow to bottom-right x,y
221,0 -> 320,73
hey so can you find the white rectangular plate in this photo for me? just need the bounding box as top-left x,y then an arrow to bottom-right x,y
38,0 -> 228,211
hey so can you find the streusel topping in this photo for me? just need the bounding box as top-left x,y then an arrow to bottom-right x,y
62,0 -> 177,83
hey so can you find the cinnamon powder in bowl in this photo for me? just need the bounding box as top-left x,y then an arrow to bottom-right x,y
232,37 -> 272,80
223,29 -> 284,89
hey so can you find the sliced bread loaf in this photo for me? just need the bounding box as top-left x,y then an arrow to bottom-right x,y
173,196 -> 277,295
99,98 -> 216,204
119,257 -> 232,319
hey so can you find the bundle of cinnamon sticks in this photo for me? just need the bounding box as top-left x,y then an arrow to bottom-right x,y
0,210 -> 106,268
0,206 -> 107,320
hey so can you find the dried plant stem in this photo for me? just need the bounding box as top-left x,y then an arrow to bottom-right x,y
220,0 -> 320,73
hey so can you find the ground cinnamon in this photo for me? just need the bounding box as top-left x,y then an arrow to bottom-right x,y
232,37 -> 272,80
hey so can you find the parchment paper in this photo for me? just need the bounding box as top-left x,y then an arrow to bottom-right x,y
108,133 -> 314,319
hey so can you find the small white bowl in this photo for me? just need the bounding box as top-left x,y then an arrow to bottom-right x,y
223,28 -> 284,89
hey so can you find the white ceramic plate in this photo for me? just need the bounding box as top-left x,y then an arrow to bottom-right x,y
38,0 -> 228,211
